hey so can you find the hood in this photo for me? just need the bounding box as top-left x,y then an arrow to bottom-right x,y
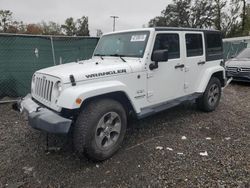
36,58 -> 134,83
226,58 -> 250,68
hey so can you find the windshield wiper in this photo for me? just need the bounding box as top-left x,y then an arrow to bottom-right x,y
94,54 -> 104,60
108,54 -> 126,62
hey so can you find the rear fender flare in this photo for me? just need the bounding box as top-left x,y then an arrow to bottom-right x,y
196,66 -> 225,93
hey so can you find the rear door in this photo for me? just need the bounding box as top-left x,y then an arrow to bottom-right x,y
184,32 -> 206,94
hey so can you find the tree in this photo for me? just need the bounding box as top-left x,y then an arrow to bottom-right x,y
149,0 -> 192,27
41,21 -> 62,35
240,0 -> 250,35
17,21 -> 27,33
0,10 -> 13,32
213,0 -> 227,31
61,16 -> 90,36
190,0 -> 214,28
25,24 -> 43,35
61,17 -> 77,36
0,10 -> 27,34
245,4 -> 250,35
76,16 -> 90,36
221,0 -> 242,37
6,25 -> 18,33
148,16 -> 169,27
241,0 -> 247,32
148,0 -> 214,28
148,0 -> 249,38
96,29 -> 103,37
5,21 -> 26,33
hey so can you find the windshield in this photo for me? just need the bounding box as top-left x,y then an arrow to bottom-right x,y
94,31 -> 150,58
237,48 -> 250,58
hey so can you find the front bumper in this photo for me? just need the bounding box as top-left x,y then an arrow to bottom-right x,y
226,71 -> 250,82
18,94 -> 72,134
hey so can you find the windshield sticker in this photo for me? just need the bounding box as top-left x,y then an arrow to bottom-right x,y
131,35 -> 147,42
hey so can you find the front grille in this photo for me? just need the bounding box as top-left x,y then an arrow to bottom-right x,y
227,66 -> 250,73
34,76 -> 54,102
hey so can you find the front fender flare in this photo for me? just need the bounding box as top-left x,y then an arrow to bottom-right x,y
57,81 -> 138,112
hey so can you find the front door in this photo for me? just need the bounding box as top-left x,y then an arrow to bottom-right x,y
147,32 -> 185,104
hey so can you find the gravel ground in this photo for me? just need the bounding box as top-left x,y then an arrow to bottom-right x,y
0,83 -> 249,188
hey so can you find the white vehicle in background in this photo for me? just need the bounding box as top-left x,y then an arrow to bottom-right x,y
17,27 -> 227,161
226,48 -> 250,82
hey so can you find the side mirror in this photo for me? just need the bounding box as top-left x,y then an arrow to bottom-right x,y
231,55 -> 235,59
150,49 -> 168,70
152,49 -> 168,62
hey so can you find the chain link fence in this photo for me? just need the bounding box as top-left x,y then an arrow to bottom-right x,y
0,33 -> 99,101
223,36 -> 250,60
223,41 -> 248,60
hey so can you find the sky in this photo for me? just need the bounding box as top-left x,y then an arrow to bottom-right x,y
0,0 -> 170,36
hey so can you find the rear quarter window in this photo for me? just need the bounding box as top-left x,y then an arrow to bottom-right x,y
205,33 -> 223,61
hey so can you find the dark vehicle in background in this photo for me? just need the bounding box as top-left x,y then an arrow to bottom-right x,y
226,48 -> 250,82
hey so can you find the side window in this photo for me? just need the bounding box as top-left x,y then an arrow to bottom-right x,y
153,33 -> 180,59
186,34 -> 203,57
206,33 -> 223,61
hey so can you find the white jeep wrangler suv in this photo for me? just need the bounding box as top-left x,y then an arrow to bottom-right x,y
18,27 -> 227,161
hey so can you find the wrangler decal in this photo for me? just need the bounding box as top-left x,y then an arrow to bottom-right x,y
85,69 -> 127,79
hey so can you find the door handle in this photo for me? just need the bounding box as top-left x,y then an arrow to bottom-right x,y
198,61 -> 206,65
175,64 -> 185,69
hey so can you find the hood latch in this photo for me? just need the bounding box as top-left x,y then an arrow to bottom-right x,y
69,75 -> 76,86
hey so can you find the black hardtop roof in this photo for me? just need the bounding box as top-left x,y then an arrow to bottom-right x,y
154,27 -> 221,33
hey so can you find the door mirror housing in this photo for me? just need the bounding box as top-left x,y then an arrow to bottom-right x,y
152,49 -> 169,62
150,49 -> 169,70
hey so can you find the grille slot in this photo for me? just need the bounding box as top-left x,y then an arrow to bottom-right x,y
34,76 -> 54,102
226,67 -> 237,72
241,67 -> 250,72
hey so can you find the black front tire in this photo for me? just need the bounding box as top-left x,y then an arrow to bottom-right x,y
197,77 -> 222,112
73,98 -> 127,161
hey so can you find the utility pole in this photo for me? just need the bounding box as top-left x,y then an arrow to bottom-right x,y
110,16 -> 119,32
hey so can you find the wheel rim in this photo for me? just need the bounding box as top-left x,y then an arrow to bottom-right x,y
95,112 -> 122,150
208,83 -> 219,106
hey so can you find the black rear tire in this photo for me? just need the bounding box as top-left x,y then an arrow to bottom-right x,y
197,77 -> 222,112
73,98 -> 127,161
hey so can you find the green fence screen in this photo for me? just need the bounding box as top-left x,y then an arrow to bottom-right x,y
0,34 -> 99,98
223,41 -> 248,60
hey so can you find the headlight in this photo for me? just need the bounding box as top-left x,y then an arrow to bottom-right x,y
53,81 -> 63,98
57,81 -> 62,92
